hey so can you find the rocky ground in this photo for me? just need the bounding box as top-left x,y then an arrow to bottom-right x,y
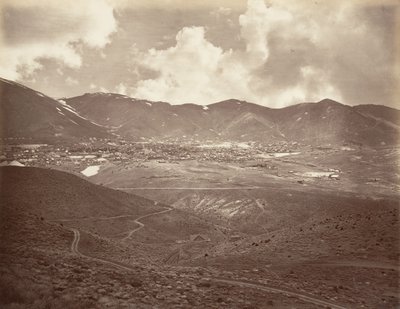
1,214 -> 327,308
0,166 -> 337,308
1,166 -> 398,308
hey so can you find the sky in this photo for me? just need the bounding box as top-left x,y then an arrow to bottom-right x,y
0,0 -> 399,108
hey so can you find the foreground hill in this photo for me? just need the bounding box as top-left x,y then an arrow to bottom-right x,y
0,78 -> 109,142
0,166 -> 204,308
0,166 -> 218,245
0,166 -> 161,220
0,166 -> 331,308
66,93 -> 400,146
188,199 -> 399,308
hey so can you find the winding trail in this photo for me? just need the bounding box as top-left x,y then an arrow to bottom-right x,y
67,221 -> 347,308
71,228 -> 80,255
122,207 -> 172,241
52,214 -> 138,222
209,278 -> 347,309
317,260 -> 400,271
115,187 -> 262,190
70,228 -> 137,272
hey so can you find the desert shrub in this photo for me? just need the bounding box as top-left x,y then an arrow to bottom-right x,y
197,281 -> 211,288
0,272 -> 97,309
0,275 -> 26,305
130,280 -> 142,288
30,297 -> 97,309
128,277 -> 142,287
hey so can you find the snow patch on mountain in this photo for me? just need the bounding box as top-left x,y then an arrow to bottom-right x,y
57,102 -> 106,128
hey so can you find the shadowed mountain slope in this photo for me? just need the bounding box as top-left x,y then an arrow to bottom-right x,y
66,94 -> 399,146
1,77 -> 398,146
0,78 -> 109,142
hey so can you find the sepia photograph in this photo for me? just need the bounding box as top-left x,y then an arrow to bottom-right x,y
0,0 -> 399,308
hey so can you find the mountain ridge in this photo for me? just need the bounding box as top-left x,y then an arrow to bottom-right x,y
1,77 -> 399,146
66,91 -> 399,146
0,77 -> 110,142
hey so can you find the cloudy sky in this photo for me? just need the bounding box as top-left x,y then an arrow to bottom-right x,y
0,0 -> 398,107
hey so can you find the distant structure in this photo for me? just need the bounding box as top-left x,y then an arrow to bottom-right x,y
0,160 -> 25,167
190,234 -> 210,242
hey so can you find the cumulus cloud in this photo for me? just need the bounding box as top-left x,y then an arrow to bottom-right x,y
0,0 -> 116,80
210,7 -> 233,19
65,76 -> 78,86
2,0 -> 396,107
239,0 -> 291,63
130,0 -> 396,107
132,27 -> 227,103
129,0 -> 342,106
115,83 -> 128,95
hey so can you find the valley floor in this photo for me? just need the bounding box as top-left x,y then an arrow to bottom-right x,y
1,145 -> 399,308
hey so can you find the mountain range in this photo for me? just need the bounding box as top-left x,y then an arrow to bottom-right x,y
1,77 -> 399,146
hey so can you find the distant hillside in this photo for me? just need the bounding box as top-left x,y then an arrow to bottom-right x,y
353,104 -> 400,130
66,94 -> 399,147
0,78 -> 109,142
1,77 -> 398,146
273,99 -> 399,146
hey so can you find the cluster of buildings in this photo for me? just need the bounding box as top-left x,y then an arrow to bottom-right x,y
0,139 -> 304,171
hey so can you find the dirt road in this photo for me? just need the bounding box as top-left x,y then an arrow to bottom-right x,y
52,214 -> 139,222
69,228 -> 141,272
68,226 -> 347,309
318,260 -> 400,271
209,278 -> 347,309
71,228 -> 80,255
122,207 -> 172,241
114,187 -> 262,190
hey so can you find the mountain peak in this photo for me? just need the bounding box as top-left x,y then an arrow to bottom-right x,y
0,78 -> 109,142
317,98 -> 343,106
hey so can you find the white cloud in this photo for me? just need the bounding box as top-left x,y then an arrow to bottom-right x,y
239,0 -> 291,63
99,86 -> 110,93
56,68 -> 64,76
0,0 -> 116,80
66,76 -> 78,86
2,0 -> 394,107
130,0 -> 343,106
115,83 -> 128,95
210,7 -> 232,18
129,0 -> 391,106
132,27 -> 227,104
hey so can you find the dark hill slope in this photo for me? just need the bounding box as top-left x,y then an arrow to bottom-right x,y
0,166 -> 237,308
274,99 -> 399,146
65,93 -> 203,139
354,104 -> 400,128
0,78 -> 109,142
67,94 -> 399,146
0,166 -> 160,220
1,77 -> 397,146
0,166 -> 218,245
